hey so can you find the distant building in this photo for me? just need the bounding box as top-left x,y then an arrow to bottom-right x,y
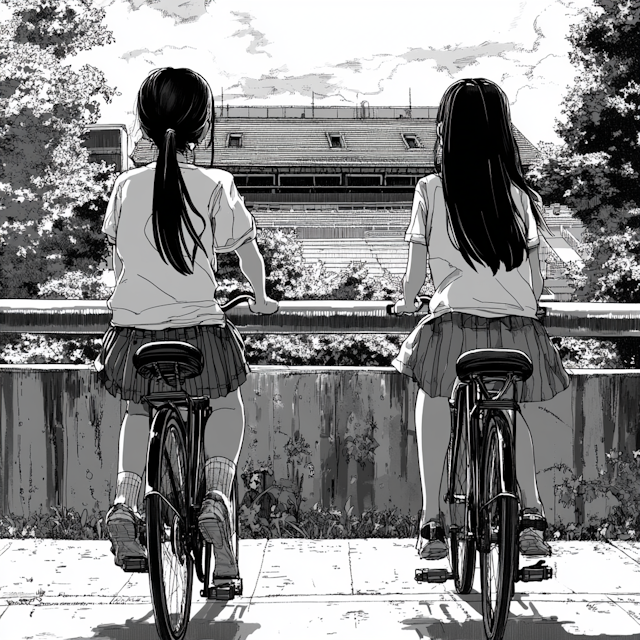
83,124 -> 129,173
129,106 -> 577,299
132,105 -> 539,207
539,204 -> 585,302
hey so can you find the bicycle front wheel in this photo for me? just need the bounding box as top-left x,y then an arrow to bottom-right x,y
146,407 -> 193,640
448,388 -> 476,594
479,410 -> 519,640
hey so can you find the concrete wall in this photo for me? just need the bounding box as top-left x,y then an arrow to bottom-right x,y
1,365 -> 638,525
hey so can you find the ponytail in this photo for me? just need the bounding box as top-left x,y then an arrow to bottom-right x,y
152,127 -> 207,275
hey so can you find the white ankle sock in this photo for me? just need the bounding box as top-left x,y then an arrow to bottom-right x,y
114,471 -> 142,510
204,457 -> 235,497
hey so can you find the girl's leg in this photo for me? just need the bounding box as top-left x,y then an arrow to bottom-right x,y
114,400 -> 150,512
515,410 -> 545,516
199,388 -> 245,576
515,406 -> 552,556
203,388 -> 245,501
416,390 -> 451,524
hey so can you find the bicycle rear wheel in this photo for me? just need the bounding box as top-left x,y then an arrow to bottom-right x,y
479,410 -> 519,640
146,406 -> 193,640
448,388 -> 476,594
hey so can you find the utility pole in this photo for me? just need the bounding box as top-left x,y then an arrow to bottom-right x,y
221,87 -> 224,117
312,91 -> 315,118
409,88 -> 412,117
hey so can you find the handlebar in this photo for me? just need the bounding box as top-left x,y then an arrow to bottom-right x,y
386,295 -> 431,315
220,293 -> 256,313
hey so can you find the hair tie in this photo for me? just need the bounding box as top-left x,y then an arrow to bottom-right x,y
166,128 -> 175,135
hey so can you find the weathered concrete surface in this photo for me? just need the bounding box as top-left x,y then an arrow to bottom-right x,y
0,540 -> 639,639
1,365 -> 639,525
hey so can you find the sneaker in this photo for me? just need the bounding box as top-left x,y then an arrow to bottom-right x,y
198,491 -> 238,577
519,508 -> 551,556
519,528 -> 552,556
417,519 -> 448,560
105,503 -> 147,569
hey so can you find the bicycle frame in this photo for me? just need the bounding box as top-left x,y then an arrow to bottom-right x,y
448,372 -> 520,549
143,389 -> 212,563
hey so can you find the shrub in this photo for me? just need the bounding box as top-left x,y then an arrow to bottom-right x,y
546,449 -> 640,541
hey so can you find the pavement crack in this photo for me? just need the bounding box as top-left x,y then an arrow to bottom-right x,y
247,539 -> 269,604
348,540 -> 354,596
607,539 -> 640,565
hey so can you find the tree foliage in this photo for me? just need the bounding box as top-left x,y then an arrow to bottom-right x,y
0,0 -> 116,297
527,1 -> 640,365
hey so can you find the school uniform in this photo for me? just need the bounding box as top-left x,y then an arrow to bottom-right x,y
392,174 -> 570,402
95,162 -> 255,404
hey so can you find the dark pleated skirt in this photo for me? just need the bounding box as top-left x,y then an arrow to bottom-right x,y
95,321 -> 250,405
391,312 -> 570,403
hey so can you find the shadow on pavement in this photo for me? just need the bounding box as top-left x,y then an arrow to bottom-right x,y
77,601 -> 260,640
401,595 -> 635,639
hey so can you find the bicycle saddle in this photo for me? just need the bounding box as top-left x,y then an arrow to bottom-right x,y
133,341 -> 204,380
456,348 -> 533,383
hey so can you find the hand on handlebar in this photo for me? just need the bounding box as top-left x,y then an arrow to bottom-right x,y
390,297 -> 423,315
249,296 -> 279,315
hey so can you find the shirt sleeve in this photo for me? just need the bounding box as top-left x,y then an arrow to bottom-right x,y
209,173 -> 257,253
102,175 -> 124,245
404,180 -> 428,245
523,189 -> 541,249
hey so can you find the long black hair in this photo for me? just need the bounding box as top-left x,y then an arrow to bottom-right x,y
137,67 -> 213,275
434,78 -> 546,274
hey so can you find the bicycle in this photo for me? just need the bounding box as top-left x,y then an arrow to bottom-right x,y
116,293 -> 256,640
396,300 -> 553,640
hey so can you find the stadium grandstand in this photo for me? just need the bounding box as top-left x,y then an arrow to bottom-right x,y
130,105 -> 582,299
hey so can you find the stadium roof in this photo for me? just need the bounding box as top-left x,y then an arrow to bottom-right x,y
131,115 -> 540,169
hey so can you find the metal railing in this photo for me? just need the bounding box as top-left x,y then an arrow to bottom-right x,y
1,299 -> 640,338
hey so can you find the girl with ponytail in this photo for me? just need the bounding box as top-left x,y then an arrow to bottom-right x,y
95,67 -> 277,575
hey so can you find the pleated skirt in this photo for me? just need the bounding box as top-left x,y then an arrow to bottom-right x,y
391,312 -> 570,403
95,321 -> 250,405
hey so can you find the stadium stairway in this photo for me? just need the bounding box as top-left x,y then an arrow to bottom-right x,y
299,237 -> 408,277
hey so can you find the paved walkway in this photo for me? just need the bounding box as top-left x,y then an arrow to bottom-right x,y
0,539 -> 639,639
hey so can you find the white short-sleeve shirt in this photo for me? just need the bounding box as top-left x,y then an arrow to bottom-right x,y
406,174 -> 540,320
102,163 -> 256,329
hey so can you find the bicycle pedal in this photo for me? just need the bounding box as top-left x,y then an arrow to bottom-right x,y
121,557 -> 148,573
204,578 -> 243,600
518,560 -> 553,583
415,568 -> 453,584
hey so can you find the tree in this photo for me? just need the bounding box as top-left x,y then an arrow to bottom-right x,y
528,1 -> 640,365
0,0 -> 116,297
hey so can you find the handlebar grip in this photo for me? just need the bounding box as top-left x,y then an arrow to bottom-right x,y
220,293 -> 255,313
387,295 -> 431,315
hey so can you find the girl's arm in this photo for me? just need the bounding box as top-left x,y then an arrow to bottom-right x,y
528,245 -> 544,301
393,241 -> 427,313
235,239 -> 278,314
112,245 -> 122,283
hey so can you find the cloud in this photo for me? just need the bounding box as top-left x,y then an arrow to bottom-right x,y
121,45 -> 197,62
122,0 -> 215,23
334,59 -> 363,73
229,72 -> 349,101
400,41 -> 519,75
230,11 -> 271,57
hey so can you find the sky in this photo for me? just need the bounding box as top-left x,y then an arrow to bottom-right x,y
68,0 -> 595,149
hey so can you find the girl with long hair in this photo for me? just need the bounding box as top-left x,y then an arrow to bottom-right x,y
95,67 -> 278,575
392,78 -> 570,560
